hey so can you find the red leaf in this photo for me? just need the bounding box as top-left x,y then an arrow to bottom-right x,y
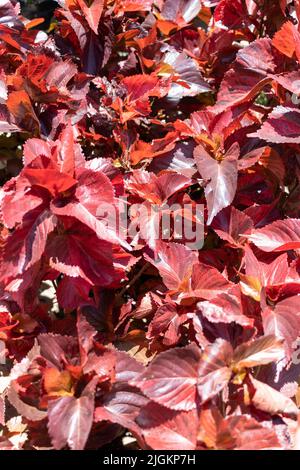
248,376 -> 299,418
242,247 -> 290,292
57,123 -> 85,176
132,344 -> 201,410
56,277 -> 91,310
77,0 -> 104,35
249,107 -> 300,144
7,386 -> 47,422
145,242 -> 198,292
23,138 -> 53,166
46,221 -> 123,286
130,132 -> 178,165
51,199 -> 130,250
166,49 -> 211,99
197,339 -> 233,404
147,304 -> 187,346
232,335 -> 284,368
272,21 -> 300,60
213,38 -> 275,112
146,242 -> 232,299
194,143 -> 239,224
1,176 -> 43,229
136,402 -> 198,450
247,219 -> 300,252
122,75 -> 161,103
190,262 -> 233,300
115,350 -> 145,383
6,90 -> 40,134
212,206 -> 254,247
214,0 -> 247,29
114,0 -> 153,14
22,210 -> 57,271
198,408 -> 281,450
0,210 -> 57,279
23,168 -> 77,196
126,169 -> 191,204
160,0 -> 201,24
94,385 -> 148,433
47,382 -> 95,450
219,415 -> 281,450
198,286 -> 253,326
262,296 -> 300,361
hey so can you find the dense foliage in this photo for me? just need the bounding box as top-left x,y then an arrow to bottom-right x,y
1,0 -> 300,451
